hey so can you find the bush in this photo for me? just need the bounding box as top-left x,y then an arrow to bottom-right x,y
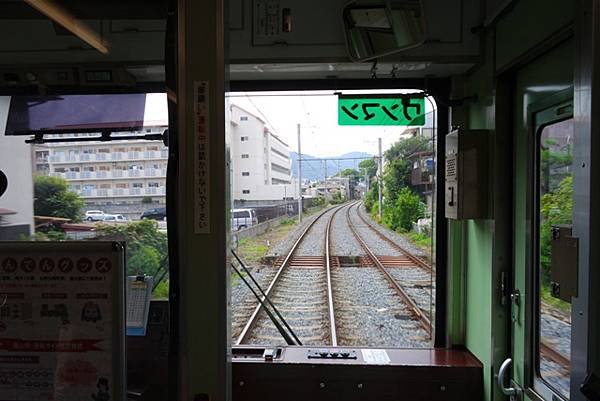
279,217 -> 296,226
142,196 -> 153,204
330,190 -> 344,204
312,196 -> 327,207
385,187 -> 425,232
363,184 -> 379,212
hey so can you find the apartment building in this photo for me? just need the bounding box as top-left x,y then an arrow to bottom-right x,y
33,128 -> 168,207
229,104 -> 298,203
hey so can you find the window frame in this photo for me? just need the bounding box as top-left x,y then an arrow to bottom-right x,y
526,90 -> 574,401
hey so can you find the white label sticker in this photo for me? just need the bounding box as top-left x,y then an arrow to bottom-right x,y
361,349 -> 391,365
194,80 -> 210,234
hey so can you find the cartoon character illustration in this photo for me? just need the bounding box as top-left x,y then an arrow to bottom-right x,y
41,304 -> 70,325
81,302 -> 102,323
91,377 -> 110,401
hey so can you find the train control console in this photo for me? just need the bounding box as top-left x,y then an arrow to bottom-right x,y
232,346 -> 482,401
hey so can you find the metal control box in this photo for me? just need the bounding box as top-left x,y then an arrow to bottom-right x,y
550,225 -> 579,303
445,129 -> 493,220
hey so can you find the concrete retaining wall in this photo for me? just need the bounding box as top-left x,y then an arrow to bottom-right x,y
234,215 -> 290,241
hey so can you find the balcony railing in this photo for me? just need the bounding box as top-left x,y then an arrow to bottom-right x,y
48,150 -> 168,163
77,187 -> 166,198
49,169 -> 167,181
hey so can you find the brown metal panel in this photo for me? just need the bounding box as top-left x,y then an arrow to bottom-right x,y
233,347 -> 483,401
550,225 -> 579,302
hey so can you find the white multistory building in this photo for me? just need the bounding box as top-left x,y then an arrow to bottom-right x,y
229,104 -> 298,203
33,128 -> 168,207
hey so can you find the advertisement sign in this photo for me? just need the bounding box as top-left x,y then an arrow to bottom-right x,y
0,241 -> 125,401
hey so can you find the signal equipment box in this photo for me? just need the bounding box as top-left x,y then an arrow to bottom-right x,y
445,129 -> 493,220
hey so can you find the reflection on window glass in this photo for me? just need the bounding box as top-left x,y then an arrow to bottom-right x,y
538,118 -> 573,399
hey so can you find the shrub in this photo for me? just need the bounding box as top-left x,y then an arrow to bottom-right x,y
386,187 -> 425,232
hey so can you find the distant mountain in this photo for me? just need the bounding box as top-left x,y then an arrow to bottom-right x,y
290,151 -> 374,181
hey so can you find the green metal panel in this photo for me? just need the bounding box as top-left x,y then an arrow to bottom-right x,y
447,220 -> 465,345
496,0 -> 574,71
512,40 -> 573,397
465,220 -> 495,401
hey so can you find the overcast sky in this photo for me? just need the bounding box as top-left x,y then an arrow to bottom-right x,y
227,90 -> 435,158
143,90 -> 435,158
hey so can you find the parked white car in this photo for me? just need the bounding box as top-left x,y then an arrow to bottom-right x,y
101,214 -> 128,223
85,210 -> 105,221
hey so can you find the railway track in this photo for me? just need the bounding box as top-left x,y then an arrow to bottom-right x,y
234,201 -> 435,346
235,205 -> 341,345
342,202 -> 432,336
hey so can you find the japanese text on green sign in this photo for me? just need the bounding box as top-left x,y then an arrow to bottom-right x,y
338,95 -> 425,126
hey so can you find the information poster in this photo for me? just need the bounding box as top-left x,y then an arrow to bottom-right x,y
0,241 -> 125,401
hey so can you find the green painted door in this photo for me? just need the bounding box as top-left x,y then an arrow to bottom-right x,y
510,40 -> 575,401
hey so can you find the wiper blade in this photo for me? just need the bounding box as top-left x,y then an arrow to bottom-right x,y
231,250 -> 302,345
230,262 -> 297,346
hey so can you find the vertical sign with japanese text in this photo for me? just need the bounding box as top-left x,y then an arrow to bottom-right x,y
0,241 -> 125,401
194,81 -> 211,234
338,94 -> 426,126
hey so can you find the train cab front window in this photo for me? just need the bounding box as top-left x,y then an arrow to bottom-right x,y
228,89 -> 437,349
536,117 -> 574,399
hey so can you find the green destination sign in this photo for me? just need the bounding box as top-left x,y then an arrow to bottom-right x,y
338,94 -> 425,126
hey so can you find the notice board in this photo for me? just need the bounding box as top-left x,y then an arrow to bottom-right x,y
0,241 -> 125,401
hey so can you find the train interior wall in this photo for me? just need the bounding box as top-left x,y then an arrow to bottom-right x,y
449,1 -> 576,400
0,0 -> 599,400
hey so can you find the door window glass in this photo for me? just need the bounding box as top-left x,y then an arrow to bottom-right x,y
537,118 -> 573,399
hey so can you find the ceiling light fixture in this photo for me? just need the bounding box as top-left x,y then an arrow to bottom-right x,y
24,0 -> 109,55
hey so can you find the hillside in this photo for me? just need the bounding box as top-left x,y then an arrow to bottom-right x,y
290,151 -> 373,181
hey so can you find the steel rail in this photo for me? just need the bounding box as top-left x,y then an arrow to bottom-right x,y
345,202 -> 432,335
355,202 -> 432,273
324,206 -> 344,346
540,341 -> 571,370
235,205 -> 343,345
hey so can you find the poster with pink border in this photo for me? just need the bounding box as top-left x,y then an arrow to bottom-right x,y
0,241 -> 125,401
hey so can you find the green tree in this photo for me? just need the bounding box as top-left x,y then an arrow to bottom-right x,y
384,187 -> 425,232
359,159 -> 378,179
540,138 -> 573,194
95,219 -> 169,278
338,168 -> 360,178
363,182 -> 379,212
383,135 -> 432,205
34,175 -> 84,221
539,175 -> 573,284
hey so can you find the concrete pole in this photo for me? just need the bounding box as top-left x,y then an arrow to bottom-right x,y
297,123 -> 302,222
378,138 -> 383,221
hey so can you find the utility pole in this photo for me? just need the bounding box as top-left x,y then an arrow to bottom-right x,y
297,123 -> 302,222
378,137 -> 383,221
324,158 -> 328,188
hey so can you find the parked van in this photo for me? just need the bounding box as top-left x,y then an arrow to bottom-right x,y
231,208 -> 257,231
